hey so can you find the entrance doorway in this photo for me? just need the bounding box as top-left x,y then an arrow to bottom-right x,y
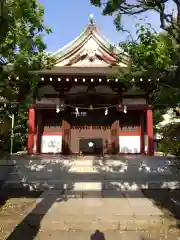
79,138 -> 103,154
70,125 -> 110,154
62,110 -> 120,154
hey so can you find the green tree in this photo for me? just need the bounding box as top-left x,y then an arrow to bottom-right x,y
91,0 -> 180,90
159,122 -> 180,162
0,0 -> 54,154
119,23 -> 180,128
0,0 -> 54,105
90,0 -> 180,38
111,22 -> 180,110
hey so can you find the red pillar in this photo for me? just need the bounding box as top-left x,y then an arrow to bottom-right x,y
146,107 -> 154,156
28,108 -> 35,154
36,111 -> 42,155
140,111 -> 145,154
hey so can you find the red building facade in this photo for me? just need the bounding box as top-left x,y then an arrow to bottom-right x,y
27,20 -> 154,156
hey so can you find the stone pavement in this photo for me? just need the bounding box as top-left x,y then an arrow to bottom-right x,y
34,230 -> 180,240
26,188 -> 164,231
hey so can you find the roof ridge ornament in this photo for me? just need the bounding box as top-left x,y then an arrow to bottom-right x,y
89,14 -> 94,24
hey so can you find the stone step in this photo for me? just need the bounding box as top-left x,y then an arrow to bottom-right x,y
6,160 -> 174,175
33,189 -> 149,198
7,171 -> 177,183
69,166 -> 99,173
3,179 -> 180,190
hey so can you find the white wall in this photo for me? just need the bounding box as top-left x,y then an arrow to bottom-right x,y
119,136 -> 140,153
41,135 -> 62,153
34,135 -> 142,154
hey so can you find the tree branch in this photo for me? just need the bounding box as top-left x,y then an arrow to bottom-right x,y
172,0 -> 180,7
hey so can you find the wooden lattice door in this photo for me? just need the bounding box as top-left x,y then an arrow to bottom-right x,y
62,120 -> 71,154
111,120 -> 119,154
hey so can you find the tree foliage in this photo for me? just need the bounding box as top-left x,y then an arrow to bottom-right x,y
91,0 -> 180,38
117,22 -> 180,108
0,114 -> 11,156
153,108 -> 167,134
91,0 -> 180,106
0,0 -> 54,154
0,0 -> 54,106
159,122 -> 180,160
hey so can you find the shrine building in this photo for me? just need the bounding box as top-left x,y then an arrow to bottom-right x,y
28,16 -> 154,156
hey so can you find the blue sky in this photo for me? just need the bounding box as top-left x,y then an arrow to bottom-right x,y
39,0 -> 175,53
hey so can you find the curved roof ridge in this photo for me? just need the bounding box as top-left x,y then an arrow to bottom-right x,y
50,24 -> 90,57
51,22 -> 129,64
58,33 -> 94,62
94,27 -> 128,56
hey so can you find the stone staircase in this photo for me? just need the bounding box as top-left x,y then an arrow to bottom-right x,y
2,155 -> 180,195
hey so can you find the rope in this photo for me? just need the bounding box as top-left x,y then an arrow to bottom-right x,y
63,104 -> 119,110
61,103 -> 170,110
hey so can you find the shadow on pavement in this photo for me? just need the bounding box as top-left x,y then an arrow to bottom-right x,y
142,188 -> 180,231
91,230 -> 106,240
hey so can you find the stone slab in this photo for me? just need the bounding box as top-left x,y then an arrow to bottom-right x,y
82,191 -> 102,198
121,190 -> 145,198
74,182 -> 102,191
101,190 -> 124,198
131,205 -> 163,216
27,214 -> 165,231
26,190 -> 164,231
69,166 -> 99,173
70,159 -> 94,166
31,195 -> 135,216
127,197 -> 154,206
35,230 -> 180,240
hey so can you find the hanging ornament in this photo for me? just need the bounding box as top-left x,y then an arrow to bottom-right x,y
56,104 -> 60,113
123,105 -> 127,114
75,107 -> 79,117
89,104 -> 93,111
105,107 -> 108,115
